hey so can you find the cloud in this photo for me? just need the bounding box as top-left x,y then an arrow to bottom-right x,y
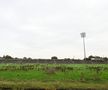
0,0 -> 108,58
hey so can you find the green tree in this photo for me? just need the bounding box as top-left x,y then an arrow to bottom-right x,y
3,55 -> 13,59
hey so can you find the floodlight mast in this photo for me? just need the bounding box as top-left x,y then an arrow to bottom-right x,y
80,32 -> 86,60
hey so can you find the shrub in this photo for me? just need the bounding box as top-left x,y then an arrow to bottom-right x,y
51,56 -> 58,60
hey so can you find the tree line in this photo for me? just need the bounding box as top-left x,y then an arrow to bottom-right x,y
0,55 -> 108,61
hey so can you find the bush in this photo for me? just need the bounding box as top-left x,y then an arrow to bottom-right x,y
51,56 -> 58,60
3,55 -> 13,59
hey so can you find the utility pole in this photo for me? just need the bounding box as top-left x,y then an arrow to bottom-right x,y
80,32 -> 86,60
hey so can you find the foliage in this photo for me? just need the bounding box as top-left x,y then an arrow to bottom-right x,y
51,56 -> 58,60
3,55 -> 13,59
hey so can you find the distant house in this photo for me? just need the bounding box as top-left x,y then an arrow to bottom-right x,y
91,57 -> 103,61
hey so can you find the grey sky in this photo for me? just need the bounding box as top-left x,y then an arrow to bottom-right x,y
0,0 -> 108,59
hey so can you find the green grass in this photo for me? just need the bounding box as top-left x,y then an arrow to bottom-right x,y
0,64 -> 107,81
0,64 -> 108,89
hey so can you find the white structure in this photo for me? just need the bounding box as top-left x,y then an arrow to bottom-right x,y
80,32 -> 86,60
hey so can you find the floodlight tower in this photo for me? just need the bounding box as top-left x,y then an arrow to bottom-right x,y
80,32 -> 86,60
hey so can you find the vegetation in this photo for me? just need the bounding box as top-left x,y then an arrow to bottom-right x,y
0,80 -> 108,90
0,55 -> 108,61
51,56 -> 58,60
0,64 -> 107,89
0,64 -> 107,81
0,55 -> 108,89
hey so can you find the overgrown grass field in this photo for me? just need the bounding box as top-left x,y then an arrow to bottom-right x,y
0,64 -> 108,81
0,64 -> 108,89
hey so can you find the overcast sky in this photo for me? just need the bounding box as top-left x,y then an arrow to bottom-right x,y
0,0 -> 108,59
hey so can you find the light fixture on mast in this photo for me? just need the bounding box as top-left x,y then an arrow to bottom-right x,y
80,32 -> 86,60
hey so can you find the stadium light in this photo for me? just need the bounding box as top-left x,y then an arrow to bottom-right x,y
80,32 -> 86,60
